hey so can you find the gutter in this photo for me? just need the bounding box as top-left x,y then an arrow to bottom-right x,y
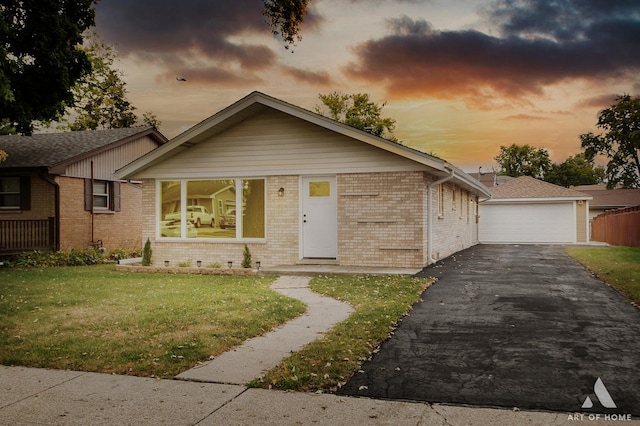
427,168 -> 455,265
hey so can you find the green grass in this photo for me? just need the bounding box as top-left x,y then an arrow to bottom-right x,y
249,274 -> 433,392
565,246 -> 640,305
0,264 -> 305,378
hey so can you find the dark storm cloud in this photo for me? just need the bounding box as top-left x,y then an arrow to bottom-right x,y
95,0 -> 323,81
281,66 -> 332,85
346,0 -> 640,104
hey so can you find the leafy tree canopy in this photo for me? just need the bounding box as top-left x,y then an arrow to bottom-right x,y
544,153 -> 605,187
315,92 -> 398,141
263,0 -> 310,48
61,34 -> 160,131
580,94 -> 640,188
494,144 -> 552,179
0,0 -> 97,135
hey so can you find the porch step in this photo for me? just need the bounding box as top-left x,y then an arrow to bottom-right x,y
295,258 -> 339,265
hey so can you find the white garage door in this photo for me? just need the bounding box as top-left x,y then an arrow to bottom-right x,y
478,203 -> 575,243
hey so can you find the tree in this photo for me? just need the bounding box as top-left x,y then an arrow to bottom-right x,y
494,144 -> 552,179
63,34 -> 138,131
62,34 -> 161,131
580,95 -> 640,188
263,0 -> 310,49
315,92 -> 398,141
0,0 -> 97,135
544,153 -> 605,187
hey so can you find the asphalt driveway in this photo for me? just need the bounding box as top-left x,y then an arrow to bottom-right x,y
339,245 -> 640,415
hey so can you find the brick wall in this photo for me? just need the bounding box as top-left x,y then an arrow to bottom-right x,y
57,176 -> 144,251
429,180 -> 476,262
0,174 -> 55,220
141,173 -> 479,269
338,172 -> 424,268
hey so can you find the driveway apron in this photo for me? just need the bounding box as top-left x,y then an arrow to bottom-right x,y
338,245 -> 640,415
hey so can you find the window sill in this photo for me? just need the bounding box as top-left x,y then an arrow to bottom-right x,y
92,210 -> 115,215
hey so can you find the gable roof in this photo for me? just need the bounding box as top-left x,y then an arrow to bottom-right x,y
574,185 -> 640,208
485,176 -> 592,202
117,91 -> 491,197
0,127 -> 167,173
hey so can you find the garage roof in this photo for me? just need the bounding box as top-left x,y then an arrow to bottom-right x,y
487,176 -> 592,202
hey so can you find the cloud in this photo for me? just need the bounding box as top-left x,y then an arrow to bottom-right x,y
95,0 -> 322,79
345,0 -> 640,105
501,114 -> 548,121
281,65 -> 332,85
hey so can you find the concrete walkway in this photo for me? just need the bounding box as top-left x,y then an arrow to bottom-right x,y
1,366 -> 609,425
176,275 -> 354,384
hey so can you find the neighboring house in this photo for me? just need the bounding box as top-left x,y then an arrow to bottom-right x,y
0,127 -> 167,255
478,176 -> 592,244
468,171 -> 514,188
572,184 -> 640,220
117,92 -> 491,269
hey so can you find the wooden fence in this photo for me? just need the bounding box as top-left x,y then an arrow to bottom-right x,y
0,218 -> 56,254
591,206 -> 640,247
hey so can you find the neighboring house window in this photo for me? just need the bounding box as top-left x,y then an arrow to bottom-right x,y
0,176 -> 30,210
452,186 -> 456,210
159,178 -> 265,240
84,179 -> 121,212
437,184 -> 444,217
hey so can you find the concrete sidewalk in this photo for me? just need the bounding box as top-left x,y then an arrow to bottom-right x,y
1,273 -> 636,424
176,275 -> 354,384
0,366 -> 599,425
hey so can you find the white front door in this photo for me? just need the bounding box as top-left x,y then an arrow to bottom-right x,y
302,176 -> 337,258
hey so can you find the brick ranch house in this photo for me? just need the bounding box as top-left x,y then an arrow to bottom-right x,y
117,92 -> 491,269
0,127 -> 167,254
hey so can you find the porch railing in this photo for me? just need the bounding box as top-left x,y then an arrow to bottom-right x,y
0,218 -> 56,254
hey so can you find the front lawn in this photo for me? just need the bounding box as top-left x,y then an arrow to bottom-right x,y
250,274 -> 433,392
0,265 -> 433,388
565,246 -> 640,305
0,265 -> 305,378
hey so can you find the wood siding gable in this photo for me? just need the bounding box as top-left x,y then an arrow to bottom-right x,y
63,136 -> 161,180
133,109 -> 430,179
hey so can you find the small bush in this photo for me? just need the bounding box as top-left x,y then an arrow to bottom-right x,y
108,248 -> 142,261
242,244 -> 252,268
12,249 -> 106,268
141,238 -> 152,266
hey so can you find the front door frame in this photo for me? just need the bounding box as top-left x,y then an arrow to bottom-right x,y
300,175 -> 338,259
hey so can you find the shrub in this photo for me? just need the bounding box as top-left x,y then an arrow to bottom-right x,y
242,244 -> 252,268
141,238 -> 152,266
12,249 -> 106,268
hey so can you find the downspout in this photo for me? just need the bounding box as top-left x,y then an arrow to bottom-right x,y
90,160 -> 95,245
427,168 -> 455,265
40,172 -> 60,251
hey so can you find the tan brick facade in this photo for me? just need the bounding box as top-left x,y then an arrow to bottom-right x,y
0,174 -> 55,220
141,172 -> 479,269
57,176 -> 144,251
429,180 -> 477,262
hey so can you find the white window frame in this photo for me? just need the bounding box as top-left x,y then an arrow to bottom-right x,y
157,178 -> 266,242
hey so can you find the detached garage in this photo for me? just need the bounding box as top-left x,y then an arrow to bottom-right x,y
479,176 -> 592,244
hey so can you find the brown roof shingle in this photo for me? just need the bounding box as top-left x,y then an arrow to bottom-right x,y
490,176 -> 591,199
0,127 -> 163,170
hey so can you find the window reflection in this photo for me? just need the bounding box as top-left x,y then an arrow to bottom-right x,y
159,179 -> 265,239
243,179 -> 265,238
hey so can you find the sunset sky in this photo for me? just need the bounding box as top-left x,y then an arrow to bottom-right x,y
93,0 -> 640,172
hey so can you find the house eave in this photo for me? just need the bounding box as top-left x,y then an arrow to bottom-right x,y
117,92 -> 461,182
481,196 -> 593,204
